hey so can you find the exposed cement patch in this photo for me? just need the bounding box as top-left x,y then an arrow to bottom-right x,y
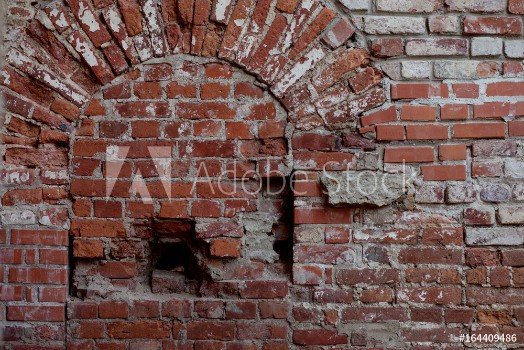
321,171 -> 409,207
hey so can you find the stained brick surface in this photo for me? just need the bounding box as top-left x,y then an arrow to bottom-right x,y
1,0 -> 524,348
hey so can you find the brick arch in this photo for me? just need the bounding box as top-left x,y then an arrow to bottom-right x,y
0,0 -> 389,347
3,0 -> 384,125
2,0 -> 386,281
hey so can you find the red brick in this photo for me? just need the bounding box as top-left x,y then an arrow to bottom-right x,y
70,219 -> 126,238
65,0 -> 111,46
259,301 -> 288,319
292,133 -> 336,150
166,82 -> 197,98
240,281 -> 288,299
205,63 -> 233,78
38,286 -> 67,302
400,105 -> 437,121
8,305 -> 65,321
322,17 -> 355,49
445,308 -> 474,323
439,144 -> 467,160
336,268 -> 399,285
293,264 -> 323,286
247,13 -> 288,72
421,165 -> 467,181
510,0 -> 524,13
486,82 -> 524,96
384,146 -> 435,163
401,327 -> 461,342
474,102 -> 511,119
134,82 -> 162,99
0,285 -> 23,301
490,267 -> 511,287
453,83 -> 479,98
472,160 -> 503,177
361,287 -> 393,303
94,200 -> 123,218
392,83 -> 449,99
225,301 -> 256,319
39,249 -> 68,265
177,102 -> 235,119
99,261 -> 137,278
376,125 -> 404,140
509,120 -> 524,136
371,38 -> 404,57
289,8 -> 337,60
399,248 -> 462,264
102,44 -> 129,74
2,188 -> 42,206
453,123 -> 505,139
73,239 -> 104,258
11,229 -> 67,246
399,287 -> 462,305
9,267 -> 67,284
131,300 -> 160,318
313,48 -> 369,92
342,306 -> 407,322
406,124 -> 448,140
201,82 -> 230,99
293,329 -> 347,345
502,250 -> 524,266
441,104 -> 469,120
235,82 -> 264,98
210,238 -> 241,258
107,320 -> 170,339
99,301 -> 129,319
158,201 -> 189,219
193,301 -> 223,320
115,102 -> 170,118
361,106 -> 397,126
186,321 -> 236,340
132,120 -> 160,138
293,151 -> 353,170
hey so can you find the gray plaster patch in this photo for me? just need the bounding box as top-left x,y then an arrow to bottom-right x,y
321,171 -> 411,207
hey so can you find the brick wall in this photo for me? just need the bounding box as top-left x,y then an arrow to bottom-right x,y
1,0 -> 524,348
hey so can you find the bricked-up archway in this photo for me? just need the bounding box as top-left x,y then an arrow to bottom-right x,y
0,0 -> 387,347
70,55 -> 294,297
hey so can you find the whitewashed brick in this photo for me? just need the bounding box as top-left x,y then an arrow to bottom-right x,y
401,61 -> 432,79
466,227 -> 524,246
505,40 -> 524,58
376,0 -> 441,12
472,37 -> 503,56
434,61 -> 498,79
364,16 -> 426,34
429,16 -> 460,33
497,205 -> 524,224
338,0 -> 370,11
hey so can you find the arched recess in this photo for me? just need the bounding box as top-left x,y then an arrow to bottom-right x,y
1,0 -> 386,273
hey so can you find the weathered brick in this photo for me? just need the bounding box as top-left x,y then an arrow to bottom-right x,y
364,16 -> 426,34
464,16 -> 523,35
466,227 -> 524,246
